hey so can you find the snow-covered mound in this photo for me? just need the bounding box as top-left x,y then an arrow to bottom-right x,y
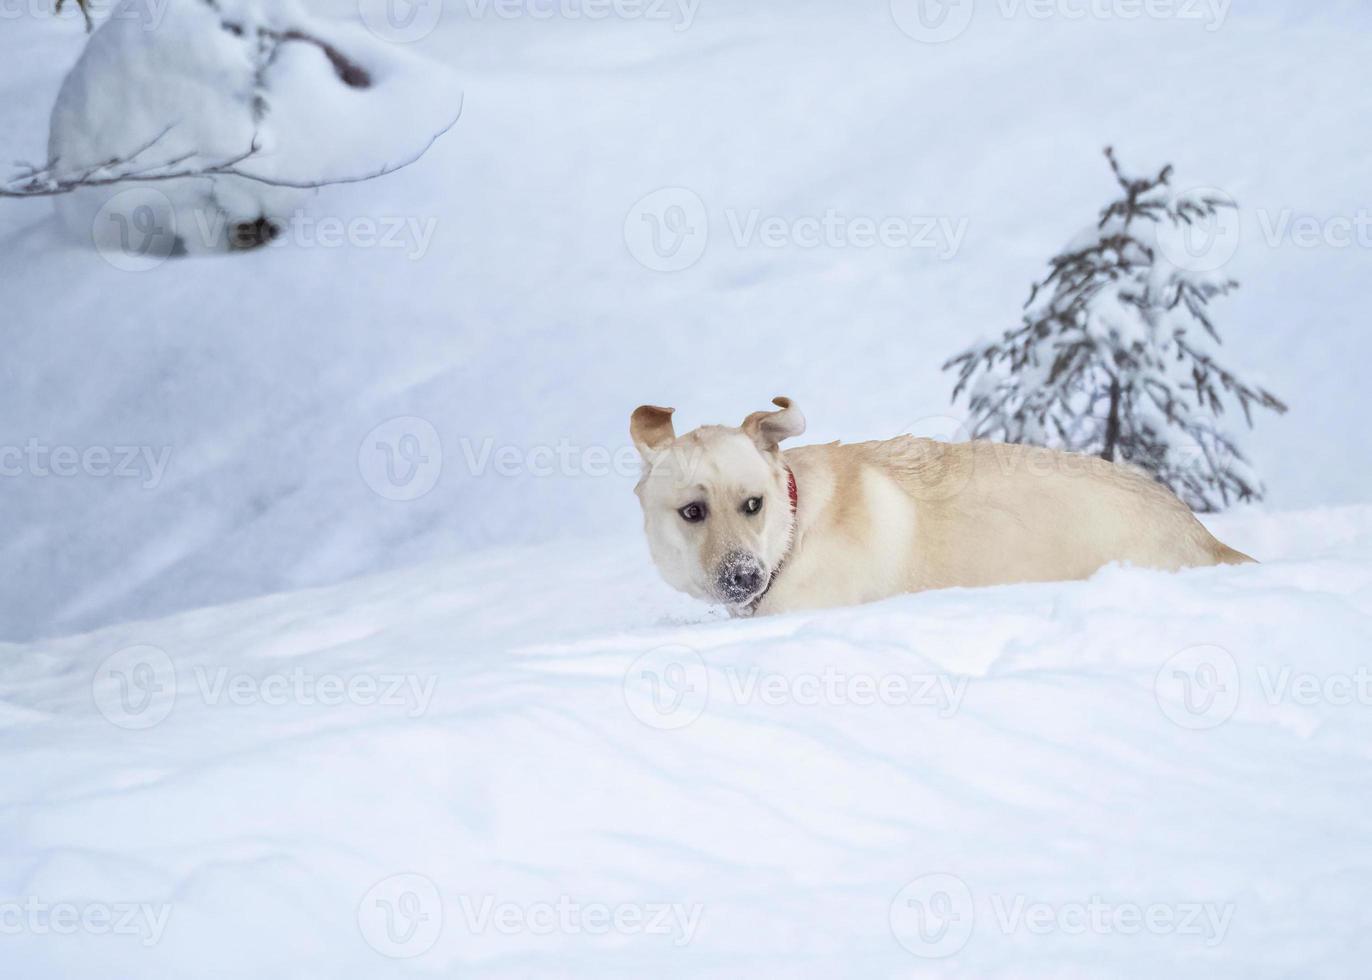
1,506 -> 1370,977
47,0 -> 460,256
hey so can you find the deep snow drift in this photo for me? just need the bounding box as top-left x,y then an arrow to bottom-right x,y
2,505 -> 1371,977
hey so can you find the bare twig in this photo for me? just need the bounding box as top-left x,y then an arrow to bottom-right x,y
1,99 -> 462,200
227,102 -> 462,190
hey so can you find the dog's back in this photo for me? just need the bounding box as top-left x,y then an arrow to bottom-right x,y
779,436 -> 1250,601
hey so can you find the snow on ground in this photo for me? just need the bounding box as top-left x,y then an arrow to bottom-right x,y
3,0 -> 1372,640
2,505 -> 1371,977
4,1 -> 1372,976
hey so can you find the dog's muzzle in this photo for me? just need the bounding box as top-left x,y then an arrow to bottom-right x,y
716,551 -> 765,604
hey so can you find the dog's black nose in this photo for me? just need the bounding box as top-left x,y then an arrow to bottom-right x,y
717,552 -> 764,602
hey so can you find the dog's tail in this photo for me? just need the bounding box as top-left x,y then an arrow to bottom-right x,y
1212,542 -> 1256,565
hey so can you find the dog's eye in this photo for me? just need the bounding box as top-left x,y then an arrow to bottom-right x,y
678,502 -> 706,523
743,496 -> 763,515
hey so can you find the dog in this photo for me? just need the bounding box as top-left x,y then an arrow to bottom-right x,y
630,396 -> 1253,615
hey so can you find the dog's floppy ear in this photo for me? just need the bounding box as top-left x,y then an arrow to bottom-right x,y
630,404 -> 676,457
742,396 -> 805,452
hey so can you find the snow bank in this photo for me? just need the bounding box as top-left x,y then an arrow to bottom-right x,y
1,506 -> 1369,976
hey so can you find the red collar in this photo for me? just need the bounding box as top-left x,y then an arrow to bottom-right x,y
750,466 -> 798,613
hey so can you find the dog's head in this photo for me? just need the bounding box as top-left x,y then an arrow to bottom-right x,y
631,396 -> 805,609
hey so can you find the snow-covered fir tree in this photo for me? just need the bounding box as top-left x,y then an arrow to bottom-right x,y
943,147 -> 1287,512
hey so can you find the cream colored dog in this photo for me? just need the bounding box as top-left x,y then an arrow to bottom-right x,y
631,396 -> 1252,615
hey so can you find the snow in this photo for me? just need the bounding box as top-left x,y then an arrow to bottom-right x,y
2,506 -> 1372,976
4,0 -> 1372,975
